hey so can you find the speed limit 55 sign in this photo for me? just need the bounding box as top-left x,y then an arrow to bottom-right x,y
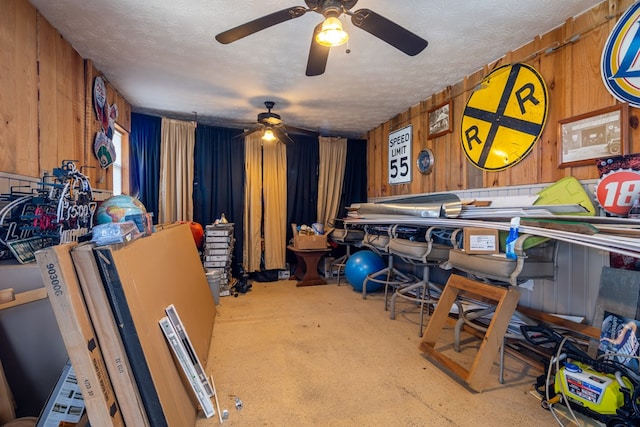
388,125 -> 412,185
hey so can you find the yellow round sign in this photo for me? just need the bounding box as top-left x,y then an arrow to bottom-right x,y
461,63 -> 548,171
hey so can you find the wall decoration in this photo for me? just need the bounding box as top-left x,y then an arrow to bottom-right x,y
558,104 -> 628,168
388,125 -> 412,185
416,148 -> 434,175
601,2 -> 640,107
94,132 -> 116,169
460,63 -> 548,171
92,76 -> 117,169
427,101 -> 452,139
93,75 -> 108,127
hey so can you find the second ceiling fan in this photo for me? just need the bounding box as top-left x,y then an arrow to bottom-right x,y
215,0 -> 428,76
235,101 -> 317,144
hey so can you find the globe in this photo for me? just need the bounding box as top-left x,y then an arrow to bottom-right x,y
96,194 -> 147,225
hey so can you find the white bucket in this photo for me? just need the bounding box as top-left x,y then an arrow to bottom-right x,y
205,270 -> 223,304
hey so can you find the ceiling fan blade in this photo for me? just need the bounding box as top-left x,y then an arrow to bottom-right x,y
283,124 -> 318,137
215,6 -> 308,44
234,128 -> 260,139
306,23 -> 330,76
273,128 -> 295,145
351,9 -> 428,56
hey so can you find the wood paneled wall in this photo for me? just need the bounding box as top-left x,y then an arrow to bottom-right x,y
0,0 -> 131,192
366,0 -> 639,199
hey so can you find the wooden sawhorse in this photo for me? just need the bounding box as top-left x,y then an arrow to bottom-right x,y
419,274 -> 520,392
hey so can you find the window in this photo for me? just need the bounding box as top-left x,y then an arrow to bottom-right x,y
112,124 -> 130,195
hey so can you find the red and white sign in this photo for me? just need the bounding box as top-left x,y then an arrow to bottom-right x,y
595,169 -> 640,216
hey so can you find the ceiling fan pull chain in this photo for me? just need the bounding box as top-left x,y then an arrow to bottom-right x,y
341,14 -> 351,54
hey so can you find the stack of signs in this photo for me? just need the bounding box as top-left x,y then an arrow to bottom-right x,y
93,76 -> 118,169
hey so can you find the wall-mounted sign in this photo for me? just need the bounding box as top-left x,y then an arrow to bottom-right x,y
461,63 -> 548,171
388,125 -> 412,185
601,2 -> 640,107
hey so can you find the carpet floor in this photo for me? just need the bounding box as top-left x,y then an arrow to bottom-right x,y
195,278 -> 589,427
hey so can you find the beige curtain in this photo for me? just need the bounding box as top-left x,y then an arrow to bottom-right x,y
243,133 -> 263,273
262,138 -> 287,270
317,136 -> 347,227
243,134 -> 288,273
158,118 -> 196,223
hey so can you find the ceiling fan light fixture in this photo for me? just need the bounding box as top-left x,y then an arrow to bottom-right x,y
316,16 -> 349,47
262,128 -> 276,142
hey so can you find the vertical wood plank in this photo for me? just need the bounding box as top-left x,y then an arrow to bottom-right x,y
538,26 -> 566,183
37,14 -> 59,176
0,0 -> 38,176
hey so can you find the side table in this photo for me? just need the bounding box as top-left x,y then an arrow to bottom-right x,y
286,245 -> 331,287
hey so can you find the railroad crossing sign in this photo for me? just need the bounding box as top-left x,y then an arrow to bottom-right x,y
461,63 -> 548,171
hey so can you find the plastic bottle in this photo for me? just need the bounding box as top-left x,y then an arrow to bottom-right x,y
628,199 -> 640,219
505,217 -> 520,260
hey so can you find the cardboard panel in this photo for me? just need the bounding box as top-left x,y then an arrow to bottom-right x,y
93,224 -> 215,427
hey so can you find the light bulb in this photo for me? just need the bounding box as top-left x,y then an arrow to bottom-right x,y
316,17 -> 349,47
262,129 -> 276,141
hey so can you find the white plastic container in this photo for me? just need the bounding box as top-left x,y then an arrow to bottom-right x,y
205,270 -> 223,304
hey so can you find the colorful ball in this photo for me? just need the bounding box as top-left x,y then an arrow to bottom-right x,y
344,250 -> 386,293
96,194 -> 147,225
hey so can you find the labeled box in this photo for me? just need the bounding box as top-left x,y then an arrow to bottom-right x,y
35,243 -> 125,427
463,227 -> 499,254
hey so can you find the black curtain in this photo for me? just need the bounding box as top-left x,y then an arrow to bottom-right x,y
286,134 -> 320,243
130,113 -> 161,222
193,124 -> 245,277
338,138 -> 368,219
129,115 -> 366,276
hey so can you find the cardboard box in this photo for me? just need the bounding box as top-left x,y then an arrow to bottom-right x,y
92,223 -> 215,427
463,227 -> 499,254
291,224 -> 329,250
35,243 -> 125,427
71,244 -> 149,427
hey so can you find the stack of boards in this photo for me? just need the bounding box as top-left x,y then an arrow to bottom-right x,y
34,224 -> 216,427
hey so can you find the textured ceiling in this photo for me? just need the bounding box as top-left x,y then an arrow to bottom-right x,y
28,0 -> 602,138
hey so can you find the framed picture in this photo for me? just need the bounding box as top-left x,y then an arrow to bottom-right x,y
558,104 -> 628,168
427,101 -> 452,139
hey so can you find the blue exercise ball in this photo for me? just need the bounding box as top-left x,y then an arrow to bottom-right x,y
344,250 -> 386,293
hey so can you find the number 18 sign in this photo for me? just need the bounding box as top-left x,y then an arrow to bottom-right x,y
595,169 -> 640,216
388,125 -> 412,185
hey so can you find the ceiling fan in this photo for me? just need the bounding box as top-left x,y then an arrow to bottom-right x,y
215,0 -> 428,76
235,101 -> 318,144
